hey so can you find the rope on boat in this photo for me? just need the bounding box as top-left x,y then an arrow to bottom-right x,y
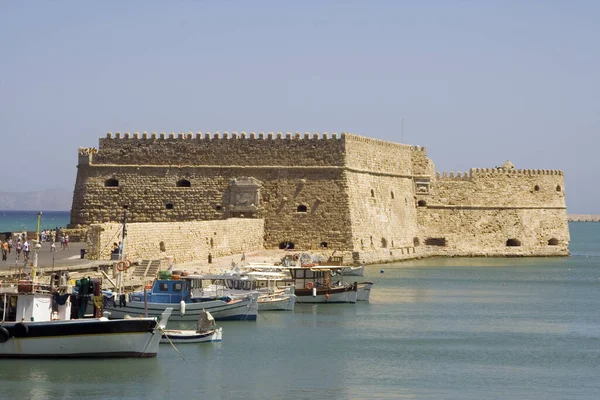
159,326 -> 186,361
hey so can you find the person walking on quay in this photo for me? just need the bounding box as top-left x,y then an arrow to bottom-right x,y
64,234 -> 70,250
7,237 -> 12,255
22,239 -> 30,262
1,240 -> 8,261
16,239 -> 22,260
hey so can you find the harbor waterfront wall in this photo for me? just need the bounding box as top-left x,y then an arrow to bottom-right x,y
86,219 -> 264,262
72,132 -> 570,264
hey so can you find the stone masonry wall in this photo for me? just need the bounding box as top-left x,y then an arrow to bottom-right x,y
93,131 -> 346,167
73,132 -> 571,264
86,219 -> 264,262
416,168 -> 569,256
71,164 -> 354,251
346,171 -> 419,253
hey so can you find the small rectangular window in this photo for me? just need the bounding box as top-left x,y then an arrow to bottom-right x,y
159,283 -> 169,291
173,283 -> 183,292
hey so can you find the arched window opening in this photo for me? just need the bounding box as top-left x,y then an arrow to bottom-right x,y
556,185 -> 561,192
297,204 -> 307,213
506,238 -> 521,247
104,178 -> 119,187
319,241 -> 328,248
534,185 -> 540,191
417,200 -> 427,207
391,191 -> 395,199
381,238 -> 388,248
176,179 -> 191,187
413,237 -> 420,246
425,237 -> 446,246
279,241 -> 295,250
548,238 -> 559,246
370,189 -> 375,197
215,205 -> 223,211
165,203 -> 174,210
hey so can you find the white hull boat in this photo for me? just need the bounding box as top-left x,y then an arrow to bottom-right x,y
341,265 -> 365,276
258,293 -> 296,311
1,318 -> 167,358
102,296 -> 257,321
161,327 -> 222,343
0,284 -> 172,358
294,285 -> 358,304
357,282 -> 374,301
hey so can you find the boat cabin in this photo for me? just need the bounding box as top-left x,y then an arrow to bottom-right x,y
288,267 -> 344,290
131,279 -> 189,303
1,287 -> 71,323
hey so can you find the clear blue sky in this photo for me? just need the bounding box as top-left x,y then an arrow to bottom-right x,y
1,1 -> 598,213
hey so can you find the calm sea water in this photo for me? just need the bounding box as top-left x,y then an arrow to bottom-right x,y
1,222 -> 599,399
0,210 -> 71,232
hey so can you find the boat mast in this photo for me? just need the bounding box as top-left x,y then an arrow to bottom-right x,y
118,205 -> 128,298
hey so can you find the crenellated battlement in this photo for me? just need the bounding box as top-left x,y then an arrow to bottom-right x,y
435,171 -> 473,181
434,168 -> 563,180
469,168 -> 563,176
105,131 -> 346,141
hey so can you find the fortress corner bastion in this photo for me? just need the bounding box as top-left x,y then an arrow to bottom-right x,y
71,131 -> 570,263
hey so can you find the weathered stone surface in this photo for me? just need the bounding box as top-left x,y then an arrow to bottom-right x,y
71,132 -> 570,263
86,219 -> 264,262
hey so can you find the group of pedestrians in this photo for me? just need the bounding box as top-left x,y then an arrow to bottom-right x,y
1,236 -> 30,262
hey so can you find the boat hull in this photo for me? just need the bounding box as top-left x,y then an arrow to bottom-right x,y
357,282 -> 374,301
341,265 -> 365,276
294,285 -> 358,304
0,318 -> 161,358
258,294 -> 296,311
102,296 -> 257,321
161,327 -> 222,343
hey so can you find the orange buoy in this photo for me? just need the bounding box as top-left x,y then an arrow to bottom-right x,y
305,281 -> 314,290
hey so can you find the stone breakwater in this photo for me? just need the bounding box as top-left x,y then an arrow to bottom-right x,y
568,214 -> 600,222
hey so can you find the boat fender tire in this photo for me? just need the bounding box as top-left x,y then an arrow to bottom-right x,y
0,327 -> 9,343
305,282 -> 314,290
293,254 -> 299,261
13,322 -> 29,338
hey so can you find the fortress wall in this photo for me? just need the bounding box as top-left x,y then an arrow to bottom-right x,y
345,171 -> 419,254
259,169 -> 354,250
70,165 -> 231,225
343,134 -> 414,175
416,207 -> 569,256
86,218 -> 264,262
428,169 -> 566,208
416,168 -> 569,256
72,164 -> 354,252
92,132 -> 346,167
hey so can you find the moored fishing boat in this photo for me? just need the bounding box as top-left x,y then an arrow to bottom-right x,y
103,275 -> 259,321
161,310 -> 222,344
288,267 -> 358,303
0,281 -> 171,358
192,272 -> 296,312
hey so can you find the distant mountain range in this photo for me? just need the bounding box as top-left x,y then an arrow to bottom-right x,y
0,189 -> 72,211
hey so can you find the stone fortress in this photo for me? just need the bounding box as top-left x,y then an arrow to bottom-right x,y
70,131 -> 570,264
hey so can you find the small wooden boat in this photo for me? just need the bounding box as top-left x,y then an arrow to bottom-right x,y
160,310 -> 222,344
161,327 -> 222,343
